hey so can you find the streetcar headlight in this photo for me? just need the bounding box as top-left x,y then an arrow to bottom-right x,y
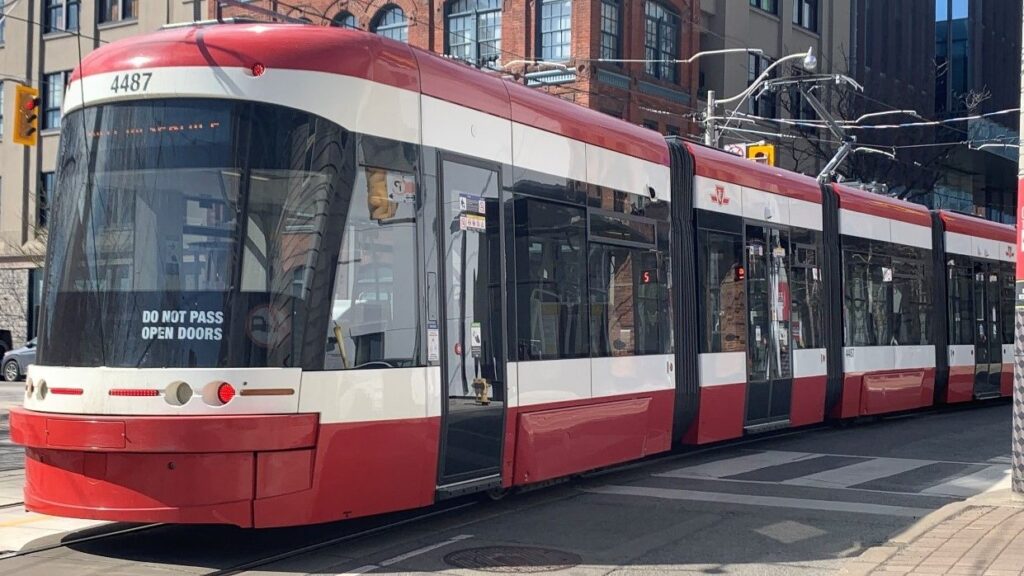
165,381 -> 193,406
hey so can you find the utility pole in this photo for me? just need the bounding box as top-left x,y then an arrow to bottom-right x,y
704,90 -> 717,147
1013,0 -> 1024,497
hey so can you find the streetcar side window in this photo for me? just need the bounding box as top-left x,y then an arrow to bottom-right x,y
588,242 -> 670,358
586,197 -> 671,358
325,136 -> 420,370
891,245 -> 934,346
842,237 -> 892,347
514,198 -> 589,361
790,230 -> 823,350
698,229 -> 746,353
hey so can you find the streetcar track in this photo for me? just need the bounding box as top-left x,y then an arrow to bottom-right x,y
205,502 -> 479,576
0,522 -> 162,560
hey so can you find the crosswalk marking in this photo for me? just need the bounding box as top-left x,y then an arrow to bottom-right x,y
651,450 -> 1011,501
920,465 -> 1010,497
586,485 -> 932,518
656,450 -> 817,480
783,457 -> 934,489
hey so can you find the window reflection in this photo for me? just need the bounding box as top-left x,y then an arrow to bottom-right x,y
326,136 -> 419,370
699,230 -> 746,353
515,199 -> 588,360
790,231 -> 823,350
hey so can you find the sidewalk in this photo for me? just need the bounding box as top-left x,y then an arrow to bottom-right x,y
842,487 -> 1024,575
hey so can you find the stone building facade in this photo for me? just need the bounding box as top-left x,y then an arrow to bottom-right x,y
0,0 -> 207,347
215,0 -> 702,135
698,0 -> 852,176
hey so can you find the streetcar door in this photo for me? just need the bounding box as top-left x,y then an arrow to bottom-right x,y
973,261 -> 1001,398
744,224 -> 793,428
435,157 -> 506,492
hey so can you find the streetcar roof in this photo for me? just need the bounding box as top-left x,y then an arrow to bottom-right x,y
684,142 -> 823,204
832,182 -> 933,227
939,210 -> 1015,243
69,24 -> 670,167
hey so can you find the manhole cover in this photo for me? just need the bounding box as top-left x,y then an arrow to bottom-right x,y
444,546 -> 582,573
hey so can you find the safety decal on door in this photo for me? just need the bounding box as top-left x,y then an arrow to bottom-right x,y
471,322 -> 482,358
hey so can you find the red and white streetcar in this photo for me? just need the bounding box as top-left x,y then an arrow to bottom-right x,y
10,22 -> 1015,528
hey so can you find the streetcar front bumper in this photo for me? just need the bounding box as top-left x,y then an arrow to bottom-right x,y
9,407 -> 318,527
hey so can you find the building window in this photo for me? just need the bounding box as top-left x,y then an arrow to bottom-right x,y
600,0 -> 621,60
665,125 -> 680,136
45,0 -> 65,33
748,54 -> 776,117
42,72 -> 66,130
750,0 -> 776,14
446,0 -> 502,67
644,2 -> 679,83
788,85 -> 816,121
0,82 -> 4,141
793,0 -> 817,31
372,5 -> 408,43
539,0 -> 572,61
0,0 -> 5,43
39,172 -> 52,229
330,11 -> 357,29
66,0 -> 80,31
98,0 -> 137,23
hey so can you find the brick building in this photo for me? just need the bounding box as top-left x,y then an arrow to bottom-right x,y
215,0 -> 701,135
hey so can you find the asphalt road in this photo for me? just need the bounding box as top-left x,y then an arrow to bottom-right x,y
0,400 -> 1012,575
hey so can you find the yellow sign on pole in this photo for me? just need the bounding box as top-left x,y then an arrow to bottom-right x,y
747,144 -> 775,166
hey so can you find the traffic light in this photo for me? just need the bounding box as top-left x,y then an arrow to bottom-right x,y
12,84 -> 40,147
366,168 -> 397,221
747,144 -> 775,166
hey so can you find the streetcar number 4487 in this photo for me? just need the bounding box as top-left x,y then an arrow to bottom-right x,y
110,73 -> 153,94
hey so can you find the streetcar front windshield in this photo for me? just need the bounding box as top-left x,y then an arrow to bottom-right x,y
39,99 -> 350,368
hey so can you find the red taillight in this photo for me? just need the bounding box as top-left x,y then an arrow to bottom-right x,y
250,63 -> 266,77
217,382 -> 236,404
49,387 -> 83,395
109,389 -> 160,397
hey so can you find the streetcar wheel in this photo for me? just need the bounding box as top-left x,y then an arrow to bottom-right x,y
3,360 -> 20,382
486,487 -> 510,501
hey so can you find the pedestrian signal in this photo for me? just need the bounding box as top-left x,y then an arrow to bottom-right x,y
13,85 -> 40,147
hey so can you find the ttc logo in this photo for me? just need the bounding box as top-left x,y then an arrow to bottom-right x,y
711,185 -> 730,206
